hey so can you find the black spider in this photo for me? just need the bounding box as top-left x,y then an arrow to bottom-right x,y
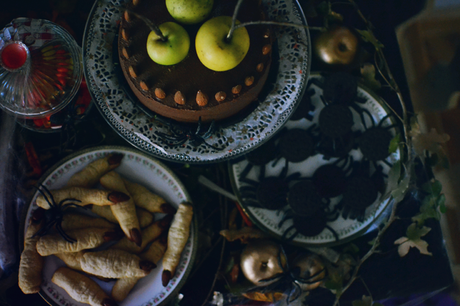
271,127 -> 318,167
279,210 -> 340,243
239,160 -> 301,210
246,245 -> 327,304
277,157 -> 354,242
313,71 -> 367,113
155,116 -> 224,151
311,155 -> 354,199
32,185 -> 83,243
315,96 -> 356,160
338,160 -> 387,221
237,137 -> 278,182
356,108 -> 397,168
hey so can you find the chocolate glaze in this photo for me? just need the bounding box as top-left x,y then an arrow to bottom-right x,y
118,0 -> 273,123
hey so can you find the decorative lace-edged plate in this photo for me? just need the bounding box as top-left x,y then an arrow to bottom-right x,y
82,0 -> 311,164
229,74 -> 400,247
22,146 -> 197,306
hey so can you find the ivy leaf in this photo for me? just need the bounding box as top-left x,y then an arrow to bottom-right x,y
406,222 -> 431,240
352,295 -> 373,306
394,223 -> 432,257
356,29 -> 384,50
389,133 -> 401,154
391,169 -> 410,203
422,179 -> 442,196
412,201 -> 440,225
360,63 -> 382,91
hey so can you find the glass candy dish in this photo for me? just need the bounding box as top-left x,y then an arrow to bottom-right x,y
0,18 -> 82,120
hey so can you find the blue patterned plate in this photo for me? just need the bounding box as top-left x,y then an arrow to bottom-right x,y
82,0 -> 311,163
229,74 -> 400,247
22,146 -> 197,306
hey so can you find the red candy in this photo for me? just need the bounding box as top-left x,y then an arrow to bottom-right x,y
1,43 -> 28,70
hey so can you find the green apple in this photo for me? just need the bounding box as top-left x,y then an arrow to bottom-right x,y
195,16 -> 250,72
166,0 -> 214,25
146,22 -> 190,66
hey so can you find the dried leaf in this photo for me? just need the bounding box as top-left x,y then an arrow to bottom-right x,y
360,63 -> 382,91
219,227 -> 269,243
409,128 -> 450,158
394,223 -> 432,257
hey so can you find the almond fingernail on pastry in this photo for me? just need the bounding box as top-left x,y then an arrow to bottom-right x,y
100,171 -> 141,246
61,213 -> 117,231
52,267 -> 118,306
123,179 -> 176,214
90,205 -> 154,228
112,233 -> 168,302
111,214 -> 173,254
162,202 -> 193,286
35,187 -> 130,209
80,249 -> 155,278
66,153 -> 124,188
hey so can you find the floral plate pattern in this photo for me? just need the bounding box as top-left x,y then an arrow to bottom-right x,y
82,0 -> 311,163
22,146 -> 197,306
229,74 -> 400,247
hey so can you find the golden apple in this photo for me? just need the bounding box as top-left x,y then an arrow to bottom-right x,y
240,239 -> 286,286
314,25 -> 359,65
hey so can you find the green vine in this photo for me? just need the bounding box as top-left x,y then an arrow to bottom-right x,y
312,1 -> 451,305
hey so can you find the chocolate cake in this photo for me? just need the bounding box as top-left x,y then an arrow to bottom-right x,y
118,0 -> 273,123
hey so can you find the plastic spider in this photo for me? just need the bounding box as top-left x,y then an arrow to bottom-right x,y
32,185 -> 83,243
155,117 -> 224,151
239,160 -> 302,210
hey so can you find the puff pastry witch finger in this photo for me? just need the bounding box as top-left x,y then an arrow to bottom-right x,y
61,213 -> 117,231
162,202 -> 193,286
52,267 -> 118,306
111,214 -> 173,254
100,171 -> 142,246
36,227 -> 123,256
80,249 -> 156,278
112,234 -> 168,302
36,187 -> 130,209
91,205 -> 154,229
18,214 -> 45,294
123,179 -> 176,214
66,153 -> 124,188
